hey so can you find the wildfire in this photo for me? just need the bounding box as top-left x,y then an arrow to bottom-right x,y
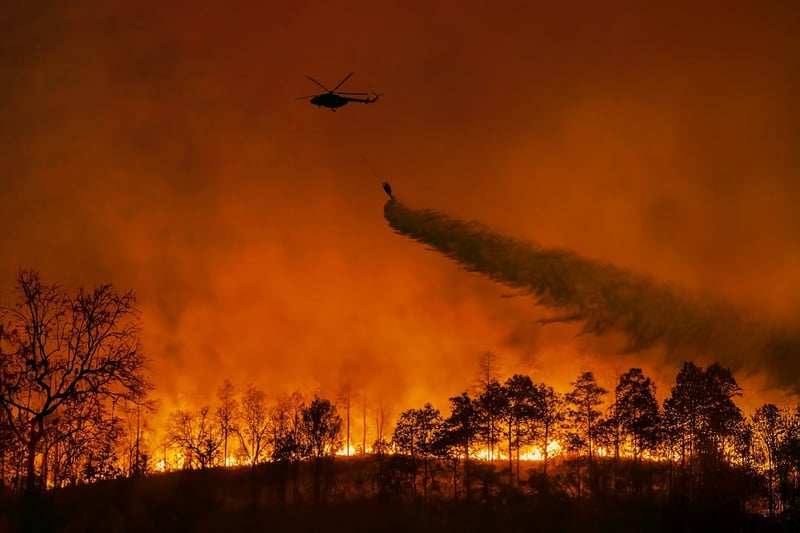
335,445 -> 358,457
518,441 -> 564,461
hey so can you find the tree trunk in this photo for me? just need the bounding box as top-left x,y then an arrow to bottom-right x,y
26,439 -> 37,493
423,455 -> 429,504
452,458 -> 459,500
507,421 -> 513,485
26,421 -> 44,493
22,424 -> 45,533
542,424 -> 550,475
463,443 -> 471,501
223,429 -> 228,466
410,440 -> 417,499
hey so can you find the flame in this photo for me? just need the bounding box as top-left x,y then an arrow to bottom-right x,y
519,441 -> 564,461
336,445 -> 357,457
474,448 -> 507,461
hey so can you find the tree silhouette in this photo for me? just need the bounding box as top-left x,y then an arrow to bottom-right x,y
663,361 -> 744,503
271,391 -> 306,462
0,414 -> 15,488
777,407 -> 800,515
753,403 -> 787,516
373,400 -> 389,455
237,385 -> 270,465
0,270 -> 151,493
565,371 -> 607,495
82,440 -> 122,484
392,403 -> 442,502
392,408 -> 420,497
477,380 -> 508,462
216,380 -> 239,466
476,351 -> 502,389
566,372 -> 607,465
663,362 -> 704,479
302,396 -> 342,503
532,383 -> 564,475
302,396 -> 343,459
504,374 -> 539,484
706,364 -> 746,460
120,398 -> 154,477
168,406 -> 222,469
615,368 -> 660,462
440,392 -> 479,500
271,391 -> 306,504
44,394 -> 122,487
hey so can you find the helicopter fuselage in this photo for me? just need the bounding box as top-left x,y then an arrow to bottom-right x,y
310,93 -> 350,109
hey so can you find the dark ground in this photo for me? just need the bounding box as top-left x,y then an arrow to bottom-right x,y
0,457 -> 785,532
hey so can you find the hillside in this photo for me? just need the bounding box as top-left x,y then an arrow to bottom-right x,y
2,455 -> 780,532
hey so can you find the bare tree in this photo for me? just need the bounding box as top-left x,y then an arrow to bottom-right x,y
119,398 -> 155,477
272,391 -> 306,462
360,398 -> 366,454
476,351 -> 501,390
0,270 -> 151,492
339,384 -> 352,456
48,394 -> 121,486
373,400 -> 388,454
216,379 -> 238,466
236,385 -> 270,465
168,406 -> 222,469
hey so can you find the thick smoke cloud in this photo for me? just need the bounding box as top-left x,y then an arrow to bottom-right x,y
385,199 -> 800,394
1,0 -> 798,425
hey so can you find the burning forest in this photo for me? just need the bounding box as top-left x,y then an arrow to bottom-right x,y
3,214 -> 800,529
3,0 -> 799,530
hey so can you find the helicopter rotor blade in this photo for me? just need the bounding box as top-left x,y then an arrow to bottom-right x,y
306,76 -> 330,92
335,91 -> 369,96
295,94 -> 316,100
332,72 -> 354,92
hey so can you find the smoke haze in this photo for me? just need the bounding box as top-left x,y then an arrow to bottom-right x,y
1,1 -> 799,422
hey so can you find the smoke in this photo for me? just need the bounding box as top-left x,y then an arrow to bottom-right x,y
1,0 -> 798,425
385,198 -> 800,394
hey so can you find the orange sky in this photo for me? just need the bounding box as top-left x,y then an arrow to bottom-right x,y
1,1 -> 799,425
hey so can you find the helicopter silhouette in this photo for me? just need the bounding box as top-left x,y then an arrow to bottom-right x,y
296,72 -> 382,111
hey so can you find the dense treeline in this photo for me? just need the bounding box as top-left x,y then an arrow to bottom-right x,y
4,272 -> 800,530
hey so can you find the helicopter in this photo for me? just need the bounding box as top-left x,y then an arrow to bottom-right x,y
296,72 -> 382,111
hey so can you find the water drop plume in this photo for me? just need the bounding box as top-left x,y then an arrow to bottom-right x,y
384,198 -> 800,394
